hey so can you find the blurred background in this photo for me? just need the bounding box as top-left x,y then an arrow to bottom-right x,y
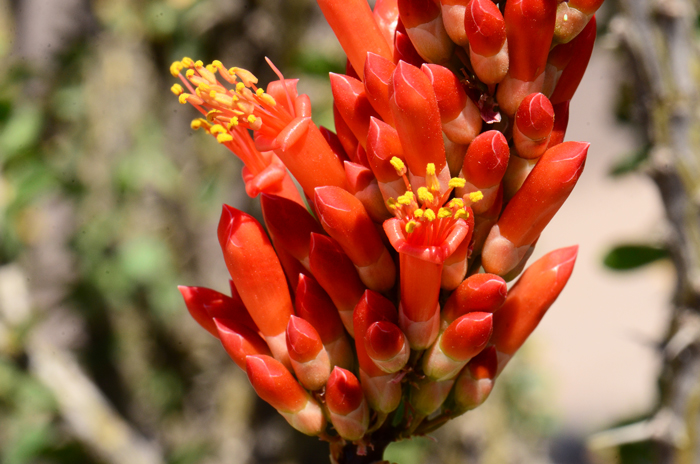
0,0 -> 692,463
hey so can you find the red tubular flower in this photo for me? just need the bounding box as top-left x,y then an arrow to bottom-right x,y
260,194 -> 324,270
442,273 -> 508,327
215,318 -> 271,370
390,61 -> 450,192
439,0 -> 470,46
246,355 -> 326,435
422,312 -> 493,381
513,93 -> 555,159
550,16 -> 597,105
441,205 -> 474,290
453,345 -> 498,413
366,117 -> 407,201
314,186 -> 396,292
354,290 -> 402,413
308,233 -> 366,336
218,205 -> 295,366
464,0 -> 509,85
394,20 -> 426,67
178,285 -> 257,338
363,53 -> 397,126
330,73 -> 380,149
457,130 -> 510,214
554,0 -> 602,44
365,321 -> 410,373
326,367 -> 370,441
491,246 -> 578,371
345,161 -> 392,222
398,0 -> 454,64
286,316 -> 331,391
422,63 -> 482,145
496,0 -> 557,116
482,141 -> 588,276
317,0 -> 393,78
295,274 -> 354,370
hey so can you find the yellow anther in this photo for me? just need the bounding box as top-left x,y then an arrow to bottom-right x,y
185,69 -> 195,79
209,90 -> 217,98
390,157 -> 407,176
261,93 -> 276,106
423,209 -> 436,221
437,208 -> 452,219
170,83 -> 184,95
397,194 -> 412,206
426,163 -> 436,176
236,82 -> 246,93
181,57 -> 195,68
227,117 -> 239,130
449,198 -> 464,209
247,115 -> 257,124
405,220 -> 418,234
232,67 -> 259,86
468,191 -> 484,203
454,209 -> 470,220
191,119 -> 202,130
212,60 -> 223,68
417,187 -> 434,204
256,88 -> 264,96
194,60 -> 203,68
449,177 -> 466,189
210,124 -> 226,135
413,209 -> 424,218
386,198 -> 398,211
206,64 -> 217,74
178,93 -> 189,104
206,110 -> 221,122
217,133 -> 233,143
170,61 -> 183,77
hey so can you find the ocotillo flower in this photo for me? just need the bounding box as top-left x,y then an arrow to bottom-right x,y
174,0 -> 598,456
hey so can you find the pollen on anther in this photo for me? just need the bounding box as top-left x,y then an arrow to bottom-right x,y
426,163 -> 436,176
413,209 -> 424,218
438,208 -> 452,219
449,178 -> 466,189
210,124 -> 226,135
217,133 -> 233,143
405,220 -> 418,233
423,209 -> 436,221
390,157 -> 407,176
170,61 -> 183,77
468,191 -> 484,203
417,187 -> 433,204
454,209 -> 470,220
171,83 -> 184,95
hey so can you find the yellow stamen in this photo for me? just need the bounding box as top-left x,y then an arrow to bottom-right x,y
206,64 -> 217,74
170,61 -> 183,77
210,124 -> 226,135
178,93 -> 189,104
217,133 -> 233,143
191,118 -> 211,132
468,191 -> 484,203
454,209 -> 470,220
256,88 -> 264,96
386,198 -> 398,211
417,187 -> 433,204
449,177 -> 466,189
405,220 -> 418,233
390,157 -> 407,176
261,93 -> 276,106
227,117 -> 239,130
413,209 -> 424,218
170,83 -> 184,95
397,194 -> 412,206
449,198 -> 464,209
236,82 -> 246,93
426,163 -> 436,176
181,57 -> 195,68
206,110 -> 221,122
437,208 -> 452,219
425,163 -> 440,192
423,209 -> 436,221
185,69 -> 195,79
232,67 -> 259,87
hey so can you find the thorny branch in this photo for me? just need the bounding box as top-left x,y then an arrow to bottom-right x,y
594,0 -> 700,461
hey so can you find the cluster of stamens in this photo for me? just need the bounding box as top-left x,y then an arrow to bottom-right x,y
386,158 -> 482,243
169,58 -> 285,143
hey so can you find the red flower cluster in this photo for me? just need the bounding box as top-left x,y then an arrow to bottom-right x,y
173,0 -> 601,457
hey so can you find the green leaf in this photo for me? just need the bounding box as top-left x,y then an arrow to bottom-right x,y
609,145 -> 650,177
603,244 -> 670,271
